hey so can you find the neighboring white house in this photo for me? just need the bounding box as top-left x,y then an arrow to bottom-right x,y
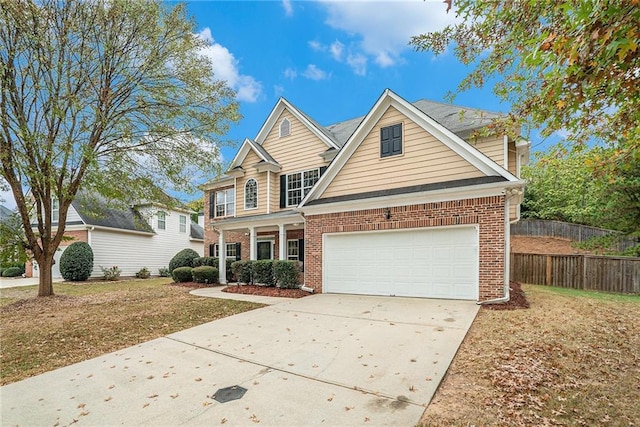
28,194 -> 204,279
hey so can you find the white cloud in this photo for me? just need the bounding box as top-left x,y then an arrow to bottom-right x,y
284,67 -> 298,80
319,1 -> 458,68
308,40 -> 323,51
282,0 -> 293,17
302,64 -> 330,81
273,85 -> 285,97
346,53 -> 367,76
197,28 -> 262,103
329,40 -> 344,61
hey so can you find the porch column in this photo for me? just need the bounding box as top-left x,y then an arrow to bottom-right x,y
278,224 -> 286,261
218,230 -> 226,284
249,227 -> 256,260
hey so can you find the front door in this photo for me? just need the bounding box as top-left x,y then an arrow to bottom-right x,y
257,241 -> 272,260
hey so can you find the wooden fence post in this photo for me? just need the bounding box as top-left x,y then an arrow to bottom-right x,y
546,255 -> 552,286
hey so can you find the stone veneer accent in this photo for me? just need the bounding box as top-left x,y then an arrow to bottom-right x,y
303,196 -> 506,301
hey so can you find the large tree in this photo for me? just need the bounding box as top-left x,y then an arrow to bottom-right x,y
410,0 -> 640,164
0,0 -> 240,296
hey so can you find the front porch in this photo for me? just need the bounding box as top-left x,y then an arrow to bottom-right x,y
210,211 -> 305,284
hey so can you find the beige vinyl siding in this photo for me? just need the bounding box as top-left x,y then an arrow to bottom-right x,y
508,143 -> 517,176
473,136 -> 504,169
261,110 -> 329,173
323,106 -> 484,199
262,109 -> 330,212
236,150 -> 268,217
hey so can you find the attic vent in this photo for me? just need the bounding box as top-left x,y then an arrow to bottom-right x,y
279,118 -> 291,137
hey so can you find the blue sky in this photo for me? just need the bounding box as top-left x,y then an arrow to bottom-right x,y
1,0 -> 558,210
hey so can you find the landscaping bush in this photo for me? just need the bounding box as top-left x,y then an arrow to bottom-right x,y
158,267 -> 170,277
226,259 -> 236,282
172,266 -> 193,283
101,265 -> 121,281
1,266 -> 22,277
168,248 -> 200,272
192,256 -> 218,267
136,267 -> 151,279
192,266 -> 218,284
59,242 -> 94,281
273,261 -> 300,289
253,260 -> 275,286
231,260 -> 253,284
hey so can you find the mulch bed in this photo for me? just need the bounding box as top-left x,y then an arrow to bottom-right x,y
482,281 -> 530,310
222,284 -> 310,299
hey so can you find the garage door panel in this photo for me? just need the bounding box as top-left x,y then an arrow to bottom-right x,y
323,226 -> 478,300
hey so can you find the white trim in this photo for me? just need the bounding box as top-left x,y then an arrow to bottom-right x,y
214,213 -> 305,232
244,178 -> 259,211
503,135 -> 509,169
286,167 -> 320,207
266,171 -> 271,214
299,180 -> 524,216
255,98 -> 339,149
300,89 -> 520,207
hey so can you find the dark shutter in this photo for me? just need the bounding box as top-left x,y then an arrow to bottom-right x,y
298,239 -> 304,262
380,124 -> 402,157
279,175 -> 287,208
208,192 -> 215,218
209,243 -> 215,257
319,166 -> 327,176
235,242 -> 241,260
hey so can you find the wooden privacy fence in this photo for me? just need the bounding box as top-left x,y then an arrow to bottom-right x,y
510,253 -> 640,294
511,219 -> 638,251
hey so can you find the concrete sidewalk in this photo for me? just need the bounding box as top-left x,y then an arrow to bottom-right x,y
1,293 -> 479,426
0,276 -> 64,289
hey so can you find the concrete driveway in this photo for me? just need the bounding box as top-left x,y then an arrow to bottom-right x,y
1,293 -> 479,426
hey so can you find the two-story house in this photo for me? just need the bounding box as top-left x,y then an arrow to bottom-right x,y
202,89 -> 530,302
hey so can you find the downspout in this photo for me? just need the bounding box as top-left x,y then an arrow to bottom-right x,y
478,193 -> 511,305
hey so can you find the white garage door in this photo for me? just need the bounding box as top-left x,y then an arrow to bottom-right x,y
323,226 -> 478,300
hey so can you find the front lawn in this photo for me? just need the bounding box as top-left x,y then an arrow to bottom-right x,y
0,278 -> 264,385
421,285 -> 640,425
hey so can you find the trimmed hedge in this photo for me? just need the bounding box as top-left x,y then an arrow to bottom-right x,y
172,266 -> 193,283
231,260 -> 253,284
60,242 -> 94,281
192,266 -> 218,284
168,248 -> 199,273
273,261 -> 300,289
1,266 -> 22,277
253,260 -> 275,286
192,256 -> 218,267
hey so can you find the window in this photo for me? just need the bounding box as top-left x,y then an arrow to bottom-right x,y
215,188 -> 235,217
380,123 -> 402,157
286,168 -> 319,206
279,118 -> 291,137
213,243 -> 239,260
157,211 -> 166,230
244,179 -> 258,209
52,199 -> 59,222
179,215 -> 187,233
287,240 -> 299,260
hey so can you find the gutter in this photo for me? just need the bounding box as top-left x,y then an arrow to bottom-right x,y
478,192 -> 511,305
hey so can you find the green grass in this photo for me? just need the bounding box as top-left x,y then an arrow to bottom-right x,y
528,282 -> 640,303
0,278 -> 264,385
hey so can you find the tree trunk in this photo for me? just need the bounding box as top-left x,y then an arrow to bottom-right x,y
36,253 -> 55,297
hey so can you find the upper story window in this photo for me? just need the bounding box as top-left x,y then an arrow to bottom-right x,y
380,123 -> 402,158
52,199 -> 59,222
215,188 -> 235,218
244,179 -> 258,210
179,215 -> 187,233
286,168 -> 319,206
157,211 -> 166,230
279,118 -> 291,137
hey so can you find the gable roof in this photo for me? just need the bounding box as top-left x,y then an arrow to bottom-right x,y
72,194 -> 154,233
190,222 -> 204,240
300,89 -> 520,207
228,138 -> 280,171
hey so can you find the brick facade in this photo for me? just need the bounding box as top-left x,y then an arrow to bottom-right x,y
304,196 -> 506,301
25,229 -> 88,277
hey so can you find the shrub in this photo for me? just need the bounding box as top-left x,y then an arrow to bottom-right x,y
168,248 -> 200,272
231,260 -> 253,284
253,260 -> 275,286
101,265 -> 121,281
192,256 -> 218,267
226,259 -> 236,282
273,261 -> 300,289
1,266 -> 22,277
158,267 -> 170,277
192,266 -> 218,284
172,266 -> 193,283
136,267 -> 151,279
59,242 -> 94,281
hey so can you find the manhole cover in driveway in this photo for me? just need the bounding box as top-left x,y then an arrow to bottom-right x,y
213,385 -> 247,403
